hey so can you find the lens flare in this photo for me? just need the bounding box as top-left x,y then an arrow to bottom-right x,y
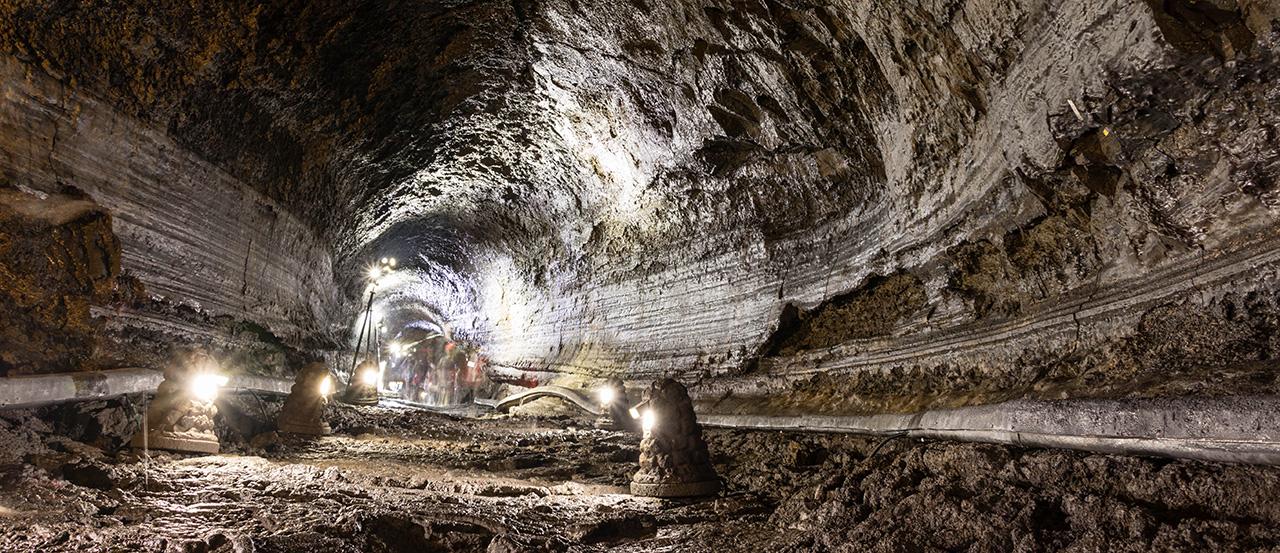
359,367 -> 380,386
597,386 -> 616,406
190,373 -> 229,402
318,375 -> 333,396
641,409 -> 656,433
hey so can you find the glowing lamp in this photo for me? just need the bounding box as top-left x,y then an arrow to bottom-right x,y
318,375 -> 333,397
359,366 -> 380,386
367,266 -> 382,280
628,379 -> 719,497
629,406 -> 640,419
597,386 -> 616,406
190,373 -> 229,402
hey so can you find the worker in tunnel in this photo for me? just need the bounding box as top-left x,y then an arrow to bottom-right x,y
395,328 -> 474,406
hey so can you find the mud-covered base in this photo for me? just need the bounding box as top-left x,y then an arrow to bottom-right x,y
1,402 -> 1278,552
128,431 -> 220,455
629,479 -> 720,498
275,419 -> 331,436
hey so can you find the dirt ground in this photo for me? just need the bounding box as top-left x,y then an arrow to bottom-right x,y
1,399 -> 1278,552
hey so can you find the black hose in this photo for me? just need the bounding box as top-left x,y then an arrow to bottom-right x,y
865,431 -> 909,461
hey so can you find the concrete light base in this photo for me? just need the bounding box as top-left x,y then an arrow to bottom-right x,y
630,479 -> 720,498
630,379 -> 721,499
277,362 -> 333,436
339,389 -> 379,406
593,415 -> 618,430
278,419 -> 331,436
132,431 -> 220,454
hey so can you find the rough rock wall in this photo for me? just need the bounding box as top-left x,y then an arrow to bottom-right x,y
3,0 -> 1279,413
0,189 -> 123,375
0,0 -> 528,372
472,0 -> 1280,416
0,56 -> 342,375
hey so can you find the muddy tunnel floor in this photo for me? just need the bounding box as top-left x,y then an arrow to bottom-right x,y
1,403 -> 1279,552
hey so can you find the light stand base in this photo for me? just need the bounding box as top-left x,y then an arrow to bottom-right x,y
278,419 -> 331,436
339,390 -> 380,406
131,431 -> 220,454
630,479 -> 720,498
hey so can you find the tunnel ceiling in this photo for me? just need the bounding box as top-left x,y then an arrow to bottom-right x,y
2,1 -> 1280,414
3,0 -> 895,293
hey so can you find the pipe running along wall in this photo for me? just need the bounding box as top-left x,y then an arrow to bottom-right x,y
2,368 -> 1277,466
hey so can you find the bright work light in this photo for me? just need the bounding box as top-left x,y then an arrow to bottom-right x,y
597,386 -> 616,406
191,373 -> 229,402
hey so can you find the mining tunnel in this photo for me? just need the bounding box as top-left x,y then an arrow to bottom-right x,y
1,0 -> 1280,551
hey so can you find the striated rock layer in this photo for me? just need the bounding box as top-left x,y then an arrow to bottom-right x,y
1,0 -> 1278,415
471,0 -> 1280,416
0,56 -> 342,375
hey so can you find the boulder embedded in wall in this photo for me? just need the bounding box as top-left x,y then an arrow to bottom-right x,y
0,187 -> 125,375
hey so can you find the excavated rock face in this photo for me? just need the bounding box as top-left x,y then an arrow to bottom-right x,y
1,1 -> 1278,416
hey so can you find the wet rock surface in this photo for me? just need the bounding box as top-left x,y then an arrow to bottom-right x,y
0,402 -> 1277,552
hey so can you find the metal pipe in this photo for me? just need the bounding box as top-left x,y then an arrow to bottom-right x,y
699,396 -> 1280,465
0,368 -> 294,410
5,368 -> 1278,467
493,385 -> 602,416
